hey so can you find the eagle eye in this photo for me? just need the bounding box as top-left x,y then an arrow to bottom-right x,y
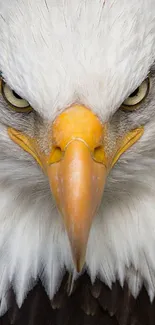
122,77 -> 150,110
0,78 -> 32,113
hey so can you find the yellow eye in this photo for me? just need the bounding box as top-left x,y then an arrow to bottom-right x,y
1,80 -> 32,113
122,77 -> 150,110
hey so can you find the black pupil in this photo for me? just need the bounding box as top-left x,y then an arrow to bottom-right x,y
129,88 -> 139,98
13,90 -> 22,100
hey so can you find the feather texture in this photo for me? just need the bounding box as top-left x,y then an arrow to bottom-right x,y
0,0 -> 155,119
0,273 -> 155,325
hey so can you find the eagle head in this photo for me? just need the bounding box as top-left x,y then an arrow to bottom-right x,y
0,0 -> 155,313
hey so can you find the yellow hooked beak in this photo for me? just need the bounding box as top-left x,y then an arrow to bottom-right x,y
8,105 -> 144,272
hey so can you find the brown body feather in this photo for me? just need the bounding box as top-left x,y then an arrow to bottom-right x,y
0,273 -> 154,325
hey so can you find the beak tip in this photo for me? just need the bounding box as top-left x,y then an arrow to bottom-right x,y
74,254 -> 85,273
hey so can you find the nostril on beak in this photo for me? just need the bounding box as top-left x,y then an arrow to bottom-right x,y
48,146 -> 63,165
93,146 -> 107,165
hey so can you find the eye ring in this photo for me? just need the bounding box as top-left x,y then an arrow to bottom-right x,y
1,79 -> 32,113
122,77 -> 150,111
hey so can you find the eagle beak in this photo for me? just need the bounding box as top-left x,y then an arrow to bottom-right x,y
46,105 -> 107,272
47,141 -> 106,272
8,105 -> 144,272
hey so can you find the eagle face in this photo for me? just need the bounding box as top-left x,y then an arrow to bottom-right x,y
0,0 -> 155,314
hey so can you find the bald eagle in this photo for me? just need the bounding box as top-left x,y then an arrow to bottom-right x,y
0,0 -> 155,324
